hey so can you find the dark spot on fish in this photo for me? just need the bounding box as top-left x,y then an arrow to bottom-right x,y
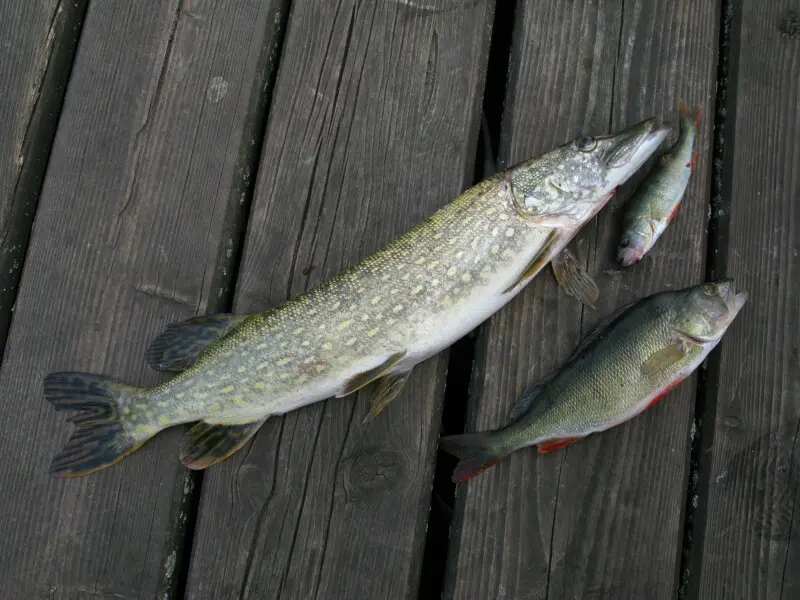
302,265 -> 316,277
779,10 -> 800,39
343,448 -> 405,502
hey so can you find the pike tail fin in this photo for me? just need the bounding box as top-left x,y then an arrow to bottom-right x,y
439,432 -> 512,483
45,372 -> 151,477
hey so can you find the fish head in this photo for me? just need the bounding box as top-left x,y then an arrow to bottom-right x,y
507,118 -> 669,228
617,220 -> 653,267
674,279 -> 748,342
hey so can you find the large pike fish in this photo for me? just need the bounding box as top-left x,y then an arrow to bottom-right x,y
441,280 -> 747,482
45,118 -> 667,476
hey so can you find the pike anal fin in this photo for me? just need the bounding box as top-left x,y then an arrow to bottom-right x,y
181,417 -> 268,470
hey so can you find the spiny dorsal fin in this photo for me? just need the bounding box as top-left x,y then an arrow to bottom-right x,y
180,417 -> 268,470
336,351 -> 407,398
362,370 -> 412,423
146,314 -> 247,372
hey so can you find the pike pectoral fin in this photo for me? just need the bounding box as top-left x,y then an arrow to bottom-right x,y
537,436 -> 582,454
551,248 -> 599,309
336,351 -> 408,398
146,314 -> 247,372
503,229 -> 559,293
363,370 -> 412,424
180,417 -> 268,470
642,341 -> 686,375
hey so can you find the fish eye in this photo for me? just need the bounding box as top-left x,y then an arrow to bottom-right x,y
703,284 -> 717,296
619,237 -> 631,248
575,136 -> 597,152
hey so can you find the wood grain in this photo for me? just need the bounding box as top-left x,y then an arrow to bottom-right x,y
692,1 -> 800,598
0,0 -> 87,357
0,0 -> 286,596
444,1 -> 720,598
185,1 -> 494,598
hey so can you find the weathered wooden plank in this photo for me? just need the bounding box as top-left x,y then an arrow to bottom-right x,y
0,0 -> 287,596
444,1 -> 720,598
691,2 -> 800,598
0,1 -> 87,358
185,1 -> 494,598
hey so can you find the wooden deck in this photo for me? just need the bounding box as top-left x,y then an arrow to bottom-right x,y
0,1 -> 796,598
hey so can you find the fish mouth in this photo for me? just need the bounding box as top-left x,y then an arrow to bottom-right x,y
617,246 -> 644,268
603,118 -> 670,188
716,278 -> 749,314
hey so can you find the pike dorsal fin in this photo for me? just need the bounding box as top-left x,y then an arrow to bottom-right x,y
146,314 -> 247,372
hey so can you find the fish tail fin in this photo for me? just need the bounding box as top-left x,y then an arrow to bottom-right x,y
678,99 -> 702,132
439,432 -> 511,483
45,372 -> 152,477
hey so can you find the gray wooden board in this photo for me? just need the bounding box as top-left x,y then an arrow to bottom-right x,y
693,1 -> 800,598
0,1 -> 86,357
0,0 -> 286,596
445,1 -> 720,598
185,1 -> 494,598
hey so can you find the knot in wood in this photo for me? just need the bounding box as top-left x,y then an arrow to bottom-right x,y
344,448 -> 405,501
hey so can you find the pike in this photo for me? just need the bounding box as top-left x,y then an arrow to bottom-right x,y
45,118 -> 667,477
440,280 -> 747,483
618,100 -> 702,266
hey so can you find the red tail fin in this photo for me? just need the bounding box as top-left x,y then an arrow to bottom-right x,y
678,99 -> 702,129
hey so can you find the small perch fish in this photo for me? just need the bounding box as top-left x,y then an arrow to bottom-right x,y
618,100 -> 702,267
44,118 -> 667,477
440,280 -> 747,482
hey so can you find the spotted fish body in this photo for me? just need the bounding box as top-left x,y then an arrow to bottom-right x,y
618,100 -> 702,266
440,280 -> 747,483
142,181 -> 555,425
44,118 -> 668,476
